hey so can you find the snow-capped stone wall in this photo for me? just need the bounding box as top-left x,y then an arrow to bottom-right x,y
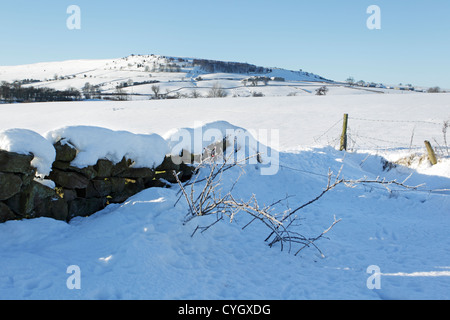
0,121 -> 268,223
0,130 -> 194,223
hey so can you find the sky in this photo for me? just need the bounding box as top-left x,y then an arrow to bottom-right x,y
0,0 -> 449,88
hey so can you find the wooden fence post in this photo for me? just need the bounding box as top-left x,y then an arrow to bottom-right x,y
424,140 -> 437,165
340,113 -> 349,151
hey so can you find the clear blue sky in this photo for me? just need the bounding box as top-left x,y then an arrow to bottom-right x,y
1,0 -> 449,88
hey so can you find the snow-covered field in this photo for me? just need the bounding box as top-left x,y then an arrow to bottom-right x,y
0,93 -> 449,300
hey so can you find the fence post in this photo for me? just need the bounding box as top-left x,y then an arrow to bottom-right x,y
424,140 -> 437,165
340,113 -> 349,151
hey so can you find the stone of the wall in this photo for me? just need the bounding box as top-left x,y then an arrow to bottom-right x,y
0,201 -> 16,223
0,172 -> 23,201
6,180 -> 57,216
95,159 -> 113,178
0,150 -> 33,173
53,140 -> 77,162
68,197 -> 106,219
154,155 -> 195,183
0,149 -> 66,222
49,170 -> 90,189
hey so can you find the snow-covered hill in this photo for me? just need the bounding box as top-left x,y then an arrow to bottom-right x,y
0,54 -> 427,100
0,92 -> 449,300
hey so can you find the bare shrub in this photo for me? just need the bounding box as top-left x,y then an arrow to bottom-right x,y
190,89 -> 202,98
252,92 -> 264,97
315,86 -> 329,96
207,83 -> 228,98
427,87 -> 441,93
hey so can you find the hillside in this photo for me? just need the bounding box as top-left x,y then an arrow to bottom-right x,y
0,54 -> 428,102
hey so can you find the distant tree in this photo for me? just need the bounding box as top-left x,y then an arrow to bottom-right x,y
0,81 -> 81,103
66,87 -> 82,101
428,86 -> 441,93
115,87 -> 128,101
207,83 -> 228,98
315,86 -> 329,96
82,82 -> 100,100
151,85 -> 160,99
190,89 -> 202,98
82,82 -> 92,99
250,77 -> 259,87
0,82 -> 13,102
346,77 -> 355,85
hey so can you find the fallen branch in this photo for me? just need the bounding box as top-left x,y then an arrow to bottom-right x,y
174,156 -> 420,258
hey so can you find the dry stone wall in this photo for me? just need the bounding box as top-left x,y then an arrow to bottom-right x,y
0,141 -> 194,223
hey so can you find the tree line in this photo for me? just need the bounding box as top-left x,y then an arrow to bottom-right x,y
0,81 -> 82,103
192,59 -> 271,74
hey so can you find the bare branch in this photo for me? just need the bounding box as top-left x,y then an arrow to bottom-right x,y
294,216 -> 341,257
174,154 -> 419,258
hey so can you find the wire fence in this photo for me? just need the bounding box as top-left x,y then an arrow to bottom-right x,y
183,113 -> 449,196
289,113 -> 450,195
313,114 -> 450,157
276,160 -> 450,196
349,117 -> 442,126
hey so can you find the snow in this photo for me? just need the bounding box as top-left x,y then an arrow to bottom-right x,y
0,125 -> 169,176
0,149 -> 448,300
0,94 -> 447,154
45,126 -> 169,169
0,93 -> 449,300
0,128 -> 55,177
33,178 -> 56,189
164,120 -> 275,167
164,120 -> 243,156
0,59 -> 112,83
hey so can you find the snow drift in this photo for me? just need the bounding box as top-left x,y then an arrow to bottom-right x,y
164,120 -> 279,173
